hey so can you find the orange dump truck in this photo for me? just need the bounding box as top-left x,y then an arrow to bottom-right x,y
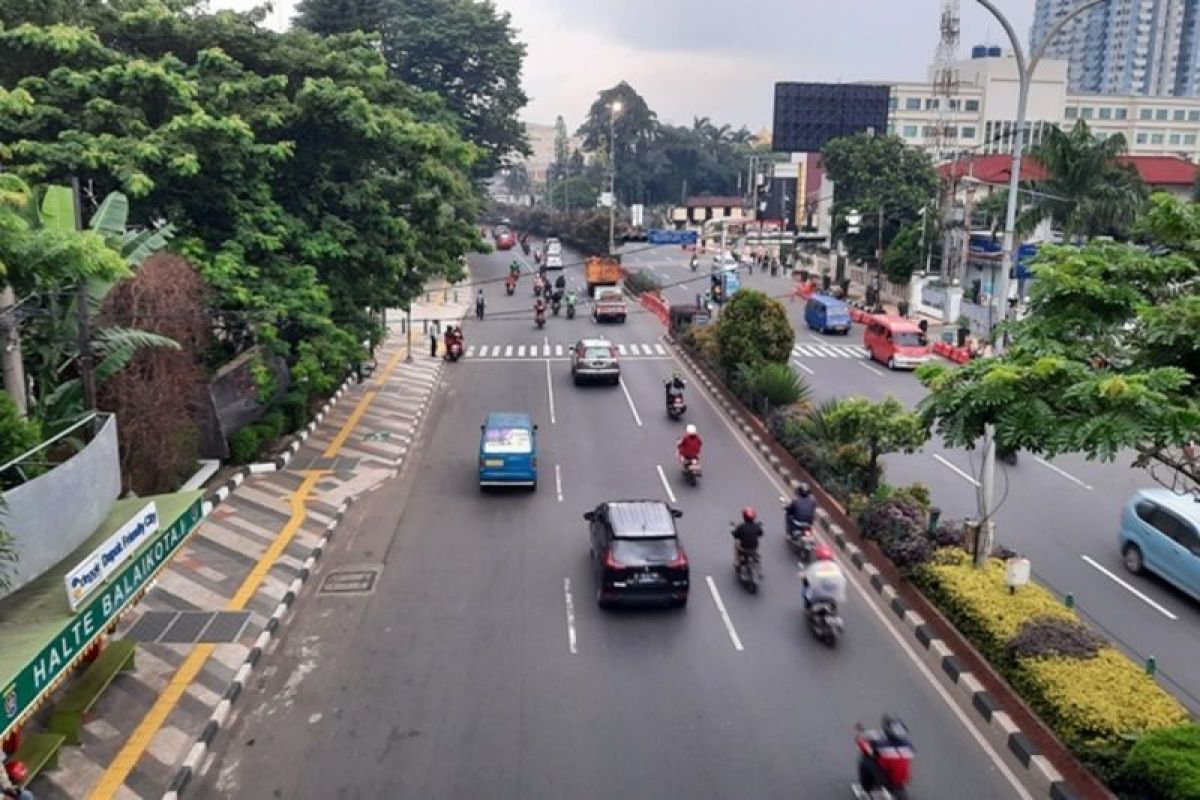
585,256 -> 623,296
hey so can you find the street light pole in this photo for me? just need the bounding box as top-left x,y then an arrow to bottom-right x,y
607,100 -> 623,255
971,0 -> 1107,566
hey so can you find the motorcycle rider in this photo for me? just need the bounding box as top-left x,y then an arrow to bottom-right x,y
677,423 -> 702,465
505,272 -> 518,293
443,324 -> 464,358
534,296 -> 547,324
510,260 -> 521,277
555,274 -> 567,292
856,715 -> 914,795
802,544 -> 847,610
689,254 -> 698,272
786,482 -> 818,533
732,506 -> 764,571
664,371 -> 686,408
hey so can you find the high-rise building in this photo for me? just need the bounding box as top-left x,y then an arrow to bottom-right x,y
1030,0 -> 1196,97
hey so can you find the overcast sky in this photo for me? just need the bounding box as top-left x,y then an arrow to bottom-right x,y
209,0 -> 1035,131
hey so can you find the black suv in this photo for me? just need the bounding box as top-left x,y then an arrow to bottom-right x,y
585,501 -> 689,608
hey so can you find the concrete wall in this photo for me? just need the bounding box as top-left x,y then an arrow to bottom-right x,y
1,415 -> 122,597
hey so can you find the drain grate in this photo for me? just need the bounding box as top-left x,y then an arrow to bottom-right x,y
319,566 -> 380,596
125,610 -> 251,644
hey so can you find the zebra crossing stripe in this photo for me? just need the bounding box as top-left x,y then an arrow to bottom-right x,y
504,345 -> 513,357
518,345 -> 526,357
617,344 -> 627,355
555,344 -> 563,357
654,343 -> 667,355
477,345 -> 489,357
466,346 -> 476,357
543,344 -> 551,357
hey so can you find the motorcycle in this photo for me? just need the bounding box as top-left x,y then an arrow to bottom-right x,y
680,456 -> 702,486
785,515 -> 816,564
851,724 -> 912,800
551,291 -> 563,316
446,339 -> 464,363
734,542 -> 762,594
690,257 -> 698,273
807,598 -> 843,646
535,309 -> 546,330
666,389 -> 686,420
566,293 -> 577,319
521,241 -> 531,256
505,278 -> 516,296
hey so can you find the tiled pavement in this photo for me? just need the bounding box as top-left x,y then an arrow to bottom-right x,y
30,294 -> 464,800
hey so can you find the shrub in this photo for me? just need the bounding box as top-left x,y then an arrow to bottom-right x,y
681,323 -> 720,369
259,411 -> 287,442
858,493 -> 933,572
733,362 -> 810,413
1007,616 -> 1107,660
1120,725 -> 1200,800
913,549 -> 1075,665
0,392 -> 42,490
714,289 -> 794,374
624,268 -> 661,295
280,390 -> 309,432
1014,649 -> 1188,781
228,426 -> 262,464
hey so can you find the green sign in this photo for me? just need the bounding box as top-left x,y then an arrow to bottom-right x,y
1,498 -> 203,736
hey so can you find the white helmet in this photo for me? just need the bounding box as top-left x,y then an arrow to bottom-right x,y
685,424 -> 697,435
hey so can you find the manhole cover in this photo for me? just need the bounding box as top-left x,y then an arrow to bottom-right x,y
363,431 -> 392,442
319,566 -> 381,596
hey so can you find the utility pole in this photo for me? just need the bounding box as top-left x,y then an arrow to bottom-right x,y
0,285 -> 27,417
607,100 -> 622,255
72,177 -> 97,412
969,0 -> 1107,566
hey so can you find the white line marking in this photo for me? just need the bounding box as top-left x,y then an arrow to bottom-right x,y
466,346 -> 475,357
790,358 -> 816,375
619,378 -> 643,427
672,358 -> 1031,798
1081,555 -> 1177,620
563,577 -> 578,654
655,464 -> 677,503
1033,456 -> 1093,490
705,576 -> 745,652
856,360 -> 886,377
932,454 -> 981,487
814,345 -> 840,358
543,344 -> 551,357
518,345 -> 526,357
555,344 -> 563,357
794,344 -> 818,358
617,344 -> 627,355
555,463 -> 563,502
504,345 -> 513,358
654,343 -> 667,355
545,360 -> 557,425
476,345 -> 488,357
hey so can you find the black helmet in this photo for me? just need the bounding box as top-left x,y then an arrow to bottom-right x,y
796,482 -> 811,497
881,714 -> 909,744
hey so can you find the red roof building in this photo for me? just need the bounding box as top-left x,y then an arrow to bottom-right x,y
939,153 -> 1196,193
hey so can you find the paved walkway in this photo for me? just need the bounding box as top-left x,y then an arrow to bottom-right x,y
28,292 -> 465,800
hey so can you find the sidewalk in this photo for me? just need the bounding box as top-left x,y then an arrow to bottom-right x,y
30,291 -> 466,800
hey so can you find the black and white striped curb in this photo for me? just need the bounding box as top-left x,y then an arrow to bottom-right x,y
161,498 -> 354,800
671,344 -> 1080,800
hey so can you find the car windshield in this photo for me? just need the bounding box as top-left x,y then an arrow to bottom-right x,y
596,290 -> 622,301
895,332 -> 928,348
584,346 -> 612,360
547,242 -> 562,254
482,427 -> 532,454
613,538 -> 679,565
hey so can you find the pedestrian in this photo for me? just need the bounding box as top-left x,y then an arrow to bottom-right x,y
429,320 -> 440,358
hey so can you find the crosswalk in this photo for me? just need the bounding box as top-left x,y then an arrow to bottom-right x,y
465,342 -> 671,359
792,343 -> 868,359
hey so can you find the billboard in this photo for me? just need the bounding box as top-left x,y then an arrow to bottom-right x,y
772,83 -> 891,153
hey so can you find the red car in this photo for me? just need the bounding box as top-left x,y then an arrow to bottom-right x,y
495,231 -> 516,250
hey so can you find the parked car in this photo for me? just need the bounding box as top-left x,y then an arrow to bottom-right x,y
592,285 -> 627,323
805,295 -> 852,335
478,412 -> 537,490
585,500 -> 689,608
1119,488 -> 1200,602
863,315 -> 931,369
571,338 -> 620,385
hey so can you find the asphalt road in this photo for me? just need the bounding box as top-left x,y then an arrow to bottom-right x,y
193,244 -> 1026,799
621,242 -> 1200,715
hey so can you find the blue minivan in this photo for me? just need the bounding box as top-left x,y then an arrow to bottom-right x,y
1119,488 -> 1200,602
804,295 -> 852,335
479,412 -> 537,490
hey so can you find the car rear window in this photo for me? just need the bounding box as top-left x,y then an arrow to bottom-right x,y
613,538 -> 679,565
895,331 -> 928,347
584,346 -> 613,360
482,427 -> 532,454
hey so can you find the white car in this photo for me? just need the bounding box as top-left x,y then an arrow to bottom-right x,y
711,252 -> 738,271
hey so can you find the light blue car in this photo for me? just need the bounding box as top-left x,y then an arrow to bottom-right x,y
1119,488 -> 1200,601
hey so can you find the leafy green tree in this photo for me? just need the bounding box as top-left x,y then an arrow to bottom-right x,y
821,396 -> 929,494
296,0 -> 530,174
714,290 -> 794,376
917,193 -> 1200,496
821,133 -> 938,264
881,220 -> 924,284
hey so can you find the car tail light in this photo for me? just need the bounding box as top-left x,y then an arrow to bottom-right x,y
668,547 -> 688,569
604,550 -> 623,570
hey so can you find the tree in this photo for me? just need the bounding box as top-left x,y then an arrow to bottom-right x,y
882,218 -> 940,284
822,396 -> 929,495
714,290 -> 794,376
917,192 -> 1200,497
821,133 -> 938,264
296,0 -> 530,175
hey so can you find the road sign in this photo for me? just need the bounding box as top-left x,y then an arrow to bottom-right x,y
647,229 -> 698,245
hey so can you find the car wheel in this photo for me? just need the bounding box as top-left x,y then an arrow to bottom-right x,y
618,315 -> 626,324
887,356 -> 896,370
1122,543 -> 1145,575
573,373 -> 582,386
672,595 -> 688,609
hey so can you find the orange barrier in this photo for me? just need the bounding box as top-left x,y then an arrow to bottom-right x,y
791,281 -> 816,302
932,340 -> 972,364
639,291 -> 670,325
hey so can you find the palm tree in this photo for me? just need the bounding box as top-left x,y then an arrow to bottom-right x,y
1016,120 -> 1147,241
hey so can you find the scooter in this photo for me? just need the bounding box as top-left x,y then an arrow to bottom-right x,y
446,339 -> 464,363
681,456 -> 702,486
734,543 -> 761,594
807,598 -> 843,647
851,724 -> 912,800
786,515 -> 816,564
566,293 -> 577,319
505,279 -> 515,296
666,390 -> 686,420
521,240 -> 531,256
535,309 -> 546,330
551,291 -> 563,316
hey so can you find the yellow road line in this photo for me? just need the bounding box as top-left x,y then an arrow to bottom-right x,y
89,338 -> 419,797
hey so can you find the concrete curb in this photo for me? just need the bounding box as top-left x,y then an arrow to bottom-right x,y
670,345 -> 1080,800
161,498 -> 354,800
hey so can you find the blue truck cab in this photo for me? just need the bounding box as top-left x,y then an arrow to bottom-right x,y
804,294 -> 852,335
479,412 -> 538,490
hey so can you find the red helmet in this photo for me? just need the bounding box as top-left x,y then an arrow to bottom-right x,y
6,758 -> 28,785
742,506 -> 757,522
813,543 -> 835,561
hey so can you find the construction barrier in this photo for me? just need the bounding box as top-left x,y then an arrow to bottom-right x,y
639,291 -> 670,325
791,281 -> 817,302
932,340 -> 972,364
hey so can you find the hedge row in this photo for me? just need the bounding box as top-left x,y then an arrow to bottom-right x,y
1121,724 -> 1200,800
913,548 -> 1189,783
226,389 -> 310,465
